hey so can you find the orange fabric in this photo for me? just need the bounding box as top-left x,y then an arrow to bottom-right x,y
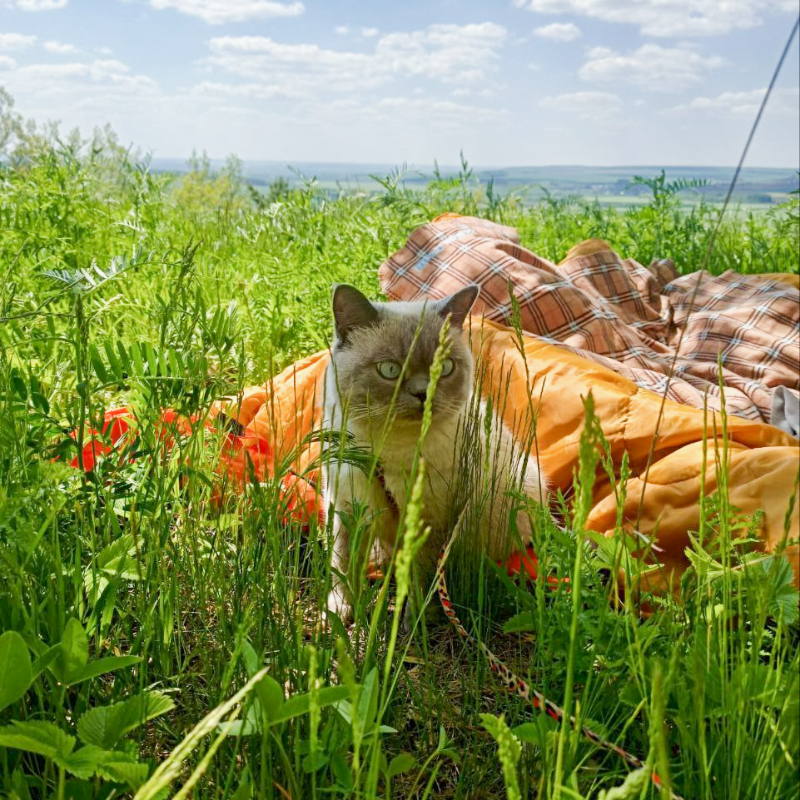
217,317 -> 799,592
763,272 -> 800,289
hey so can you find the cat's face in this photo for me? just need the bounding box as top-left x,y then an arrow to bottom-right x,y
329,284 -> 479,427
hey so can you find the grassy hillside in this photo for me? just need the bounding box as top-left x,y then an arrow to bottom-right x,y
1,127 -> 798,800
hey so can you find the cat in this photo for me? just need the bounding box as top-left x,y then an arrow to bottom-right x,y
322,283 -> 547,623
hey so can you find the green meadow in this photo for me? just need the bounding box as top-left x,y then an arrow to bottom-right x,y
1,120 -> 798,800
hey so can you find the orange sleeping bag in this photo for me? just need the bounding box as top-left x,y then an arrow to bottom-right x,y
217,316 -> 799,593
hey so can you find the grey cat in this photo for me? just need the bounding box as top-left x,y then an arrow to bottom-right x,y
322,283 -> 547,622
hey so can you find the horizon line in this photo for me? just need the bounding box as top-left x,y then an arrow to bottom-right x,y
147,157 -> 800,171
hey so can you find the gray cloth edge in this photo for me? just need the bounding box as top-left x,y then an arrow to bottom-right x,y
771,386 -> 800,440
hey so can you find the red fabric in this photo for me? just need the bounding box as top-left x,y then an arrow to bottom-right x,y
68,407 -> 136,472
505,546 -> 568,588
67,407 -> 321,526
68,408 -> 565,583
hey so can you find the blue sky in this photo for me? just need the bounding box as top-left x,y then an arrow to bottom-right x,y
0,0 -> 798,167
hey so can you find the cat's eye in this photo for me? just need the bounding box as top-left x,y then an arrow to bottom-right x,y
441,358 -> 455,377
376,360 -> 401,380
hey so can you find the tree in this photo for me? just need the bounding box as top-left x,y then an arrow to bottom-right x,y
0,86 -> 22,158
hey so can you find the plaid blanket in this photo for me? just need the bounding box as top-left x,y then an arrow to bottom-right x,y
378,215 -> 800,427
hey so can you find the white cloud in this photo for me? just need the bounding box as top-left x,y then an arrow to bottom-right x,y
314,96 -> 504,129
372,97 -> 503,126
43,40 -> 80,54
361,27 -> 379,38
0,32 -> 78,56
334,26 -> 349,35
205,23 -> 507,95
0,55 -> 17,69
148,0 -> 304,25
1,58 -> 158,112
0,32 -> 37,49
580,44 -> 723,91
670,86 -> 800,116
207,36 -> 378,93
533,22 -> 580,42
514,0 -> 796,37
539,90 -> 622,120
375,23 -> 506,83
190,80 -> 302,100
221,91 -> 505,140
0,0 -> 68,9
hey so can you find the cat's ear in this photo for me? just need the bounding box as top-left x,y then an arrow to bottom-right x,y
437,284 -> 479,330
332,284 -> 379,343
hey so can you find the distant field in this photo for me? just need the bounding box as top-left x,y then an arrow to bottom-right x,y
153,157 -> 799,208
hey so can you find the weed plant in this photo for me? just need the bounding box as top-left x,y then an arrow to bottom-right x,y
0,119 -> 798,800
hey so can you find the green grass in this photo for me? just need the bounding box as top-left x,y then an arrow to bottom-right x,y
0,125 -> 798,800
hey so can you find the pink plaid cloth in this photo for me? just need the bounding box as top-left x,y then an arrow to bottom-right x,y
378,215 -> 800,425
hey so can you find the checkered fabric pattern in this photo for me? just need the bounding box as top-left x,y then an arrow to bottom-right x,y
378,215 -> 800,424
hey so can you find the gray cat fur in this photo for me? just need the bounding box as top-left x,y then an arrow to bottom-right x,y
322,284 -> 546,624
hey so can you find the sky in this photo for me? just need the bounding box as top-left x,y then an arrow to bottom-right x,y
0,0 -> 798,168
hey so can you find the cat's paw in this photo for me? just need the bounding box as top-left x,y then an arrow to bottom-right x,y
402,596 -> 445,634
325,585 -> 353,626
401,599 -> 416,635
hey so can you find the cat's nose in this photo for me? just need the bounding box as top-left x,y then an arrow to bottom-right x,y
406,377 -> 428,405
